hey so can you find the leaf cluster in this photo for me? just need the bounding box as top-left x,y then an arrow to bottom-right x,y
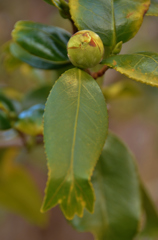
0,0 -> 158,239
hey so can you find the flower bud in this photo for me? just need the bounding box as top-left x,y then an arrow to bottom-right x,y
67,30 -> 104,69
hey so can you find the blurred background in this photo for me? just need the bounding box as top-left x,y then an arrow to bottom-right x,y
0,0 -> 158,239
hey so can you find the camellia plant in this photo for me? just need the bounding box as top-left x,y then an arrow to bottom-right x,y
1,0 -> 158,239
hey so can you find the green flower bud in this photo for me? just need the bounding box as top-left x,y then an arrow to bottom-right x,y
67,30 -> 104,69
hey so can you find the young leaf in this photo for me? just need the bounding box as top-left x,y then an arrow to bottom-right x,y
11,21 -> 71,69
102,52 -> 158,87
146,0 -> 158,16
0,148 -> 47,226
141,185 -> 158,237
71,132 -> 141,240
41,68 -> 108,220
69,0 -> 150,47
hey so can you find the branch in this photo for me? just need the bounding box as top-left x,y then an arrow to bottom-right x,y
86,65 -> 109,80
91,65 -> 109,79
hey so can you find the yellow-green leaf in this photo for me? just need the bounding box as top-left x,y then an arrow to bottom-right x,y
41,68 -> 108,220
146,0 -> 158,16
102,80 -> 141,101
0,148 -> 47,226
71,132 -> 141,240
102,52 -> 158,87
141,185 -> 158,237
69,0 -> 150,47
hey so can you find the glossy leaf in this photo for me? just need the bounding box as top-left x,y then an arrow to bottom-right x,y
0,93 -> 16,112
71,132 -> 141,240
0,93 -> 17,130
22,85 -> 52,109
141,185 -> 158,237
69,0 -> 150,47
103,52 -> 158,87
41,68 -> 108,219
0,148 -> 46,226
15,104 -> 45,136
10,43 -> 59,70
0,111 -> 11,130
11,21 -> 71,69
44,0 -> 62,7
44,0 -> 70,19
146,0 -> 158,16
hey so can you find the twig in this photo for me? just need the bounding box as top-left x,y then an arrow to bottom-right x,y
91,65 -> 109,79
85,65 -> 109,80
70,19 -> 78,34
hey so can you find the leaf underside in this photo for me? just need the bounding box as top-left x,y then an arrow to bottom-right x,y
41,68 -> 108,220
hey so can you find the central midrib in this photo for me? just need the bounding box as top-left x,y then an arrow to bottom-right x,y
111,0 -> 117,48
66,70 -> 81,205
69,69 -> 81,179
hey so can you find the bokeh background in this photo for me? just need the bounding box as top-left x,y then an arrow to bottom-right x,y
0,0 -> 158,239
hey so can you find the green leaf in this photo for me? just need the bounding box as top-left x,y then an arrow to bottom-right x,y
0,111 -> 11,130
146,0 -> 158,16
0,93 -> 17,130
102,52 -> 158,87
102,80 -> 141,101
69,0 -> 150,47
0,87 -> 23,102
11,21 -> 71,69
0,148 -> 47,226
141,185 -> 158,237
71,132 -> 141,240
1,41 -> 23,71
44,0 -> 70,19
41,68 -> 108,220
22,85 -> 52,109
44,0 -> 62,7
15,104 -> 44,136
0,93 -> 16,112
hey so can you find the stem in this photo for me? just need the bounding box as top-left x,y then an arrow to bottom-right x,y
70,19 -> 78,34
86,65 -> 109,80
